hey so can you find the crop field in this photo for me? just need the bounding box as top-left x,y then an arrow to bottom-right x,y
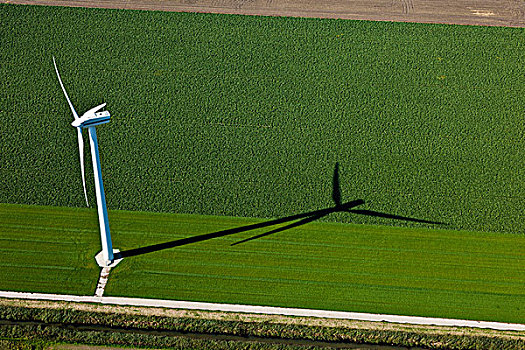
1,4 -> 524,234
1,203 -> 524,324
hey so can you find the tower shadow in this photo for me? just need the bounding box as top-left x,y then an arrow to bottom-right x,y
116,163 -> 444,259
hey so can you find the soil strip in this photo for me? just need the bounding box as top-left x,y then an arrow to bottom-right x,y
2,0 -> 525,27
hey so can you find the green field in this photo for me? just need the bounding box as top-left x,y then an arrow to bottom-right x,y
1,4 -> 525,234
1,203 -> 524,324
0,204 -> 100,295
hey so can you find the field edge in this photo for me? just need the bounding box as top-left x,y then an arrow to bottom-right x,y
1,298 -> 524,349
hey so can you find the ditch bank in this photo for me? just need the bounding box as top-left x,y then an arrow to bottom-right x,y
0,319 -> 422,349
0,299 -> 524,349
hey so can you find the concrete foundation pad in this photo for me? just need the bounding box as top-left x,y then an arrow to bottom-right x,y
95,249 -> 122,268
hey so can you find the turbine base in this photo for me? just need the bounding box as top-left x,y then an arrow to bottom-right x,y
95,249 -> 122,268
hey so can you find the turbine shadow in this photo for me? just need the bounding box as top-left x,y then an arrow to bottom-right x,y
116,199 -> 364,259
116,163 -> 445,259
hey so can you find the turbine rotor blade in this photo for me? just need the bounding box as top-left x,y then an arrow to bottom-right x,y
53,56 -> 79,119
77,128 -> 89,206
83,103 -> 107,117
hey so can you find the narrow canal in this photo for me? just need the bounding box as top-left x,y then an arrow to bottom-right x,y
1,319 -> 427,349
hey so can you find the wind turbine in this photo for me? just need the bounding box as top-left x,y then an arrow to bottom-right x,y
53,57 -> 120,268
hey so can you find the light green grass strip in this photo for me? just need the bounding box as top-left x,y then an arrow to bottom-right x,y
1,203 -> 523,323
0,204 -> 100,295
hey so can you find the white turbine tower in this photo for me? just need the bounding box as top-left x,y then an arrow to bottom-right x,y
53,57 -> 121,268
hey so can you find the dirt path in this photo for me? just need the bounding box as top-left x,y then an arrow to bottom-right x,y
2,0 -> 525,27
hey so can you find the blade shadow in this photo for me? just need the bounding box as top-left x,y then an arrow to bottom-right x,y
347,209 -> 445,225
232,213 -> 329,246
332,162 -> 342,207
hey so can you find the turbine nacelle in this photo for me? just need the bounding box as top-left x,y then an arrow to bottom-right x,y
71,104 -> 111,128
71,111 -> 111,128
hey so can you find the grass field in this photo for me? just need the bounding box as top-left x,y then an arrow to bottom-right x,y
1,203 -> 524,324
0,204 -> 100,295
1,4 -> 525,234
